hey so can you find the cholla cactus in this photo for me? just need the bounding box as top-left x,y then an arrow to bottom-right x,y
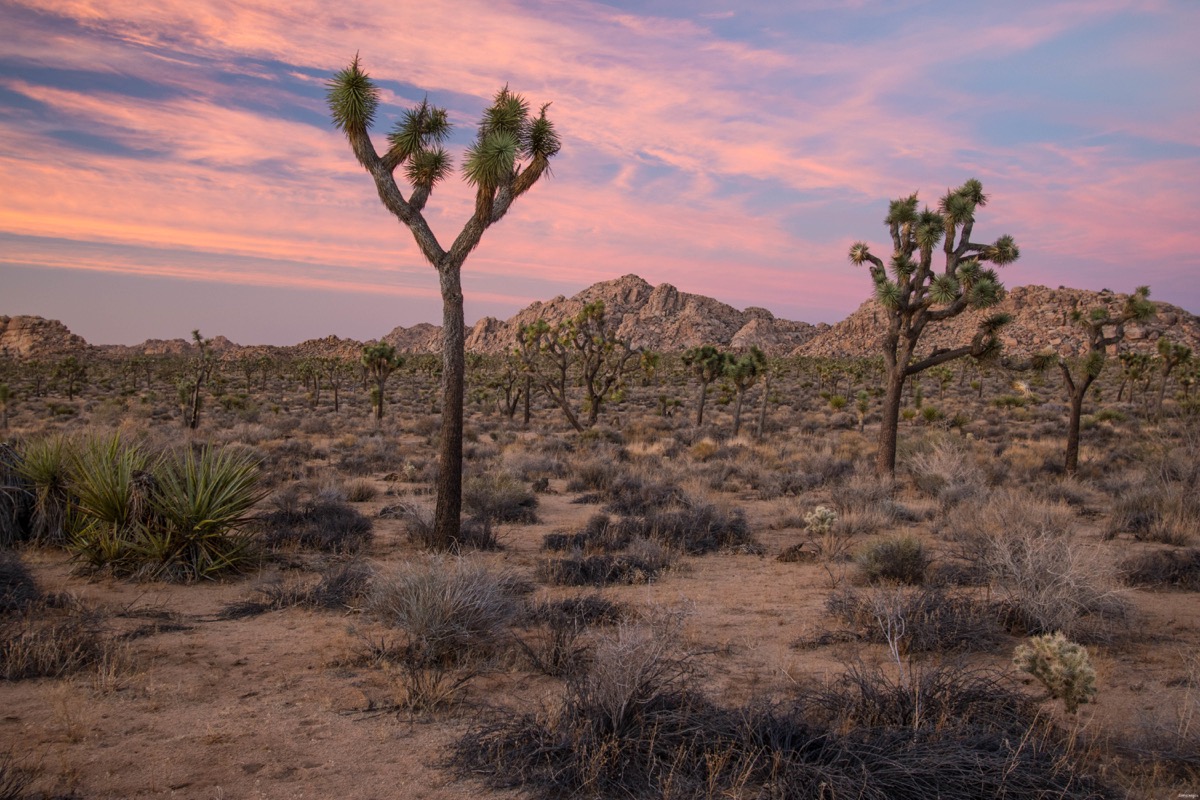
804,506 -> 838,535
1013,632 -> 1097,713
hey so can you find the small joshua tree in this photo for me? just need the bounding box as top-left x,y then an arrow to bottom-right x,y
1155,337 -> 1192,418
361,342 -> 403,425
178,330 -> 213,430
682,345 -> 730,427
726,347 -> 766,437
1013,632 -> 1097,713
1032,287 -> 1155,475
849,179 -> 1018,476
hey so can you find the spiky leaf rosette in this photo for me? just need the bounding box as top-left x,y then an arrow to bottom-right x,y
464,130 -> 518,190
388,99 -> 452,162
984,234 -> 1020,265
525,103 -> 561,160
885,193 -> 919,227
848,241 -> 871,265
929,274 -> 959,304
875,280 -> 901,309
405,147 -> 451,188
327,55 -> 379,134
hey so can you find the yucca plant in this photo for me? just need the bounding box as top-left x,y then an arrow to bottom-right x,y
0,442 -> 32,547
145,445 -> 265,581
15,435 -> 75,546
66,432 -> 158,575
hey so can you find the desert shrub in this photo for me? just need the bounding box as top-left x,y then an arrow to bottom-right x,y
517,594 -> 626,676
538,539 -> 675,587
399,503 -> 501,552
503,450 -> 567,481
1120,548 -> 1200,591
543,514 -> 632,553
0,551 -> 39,615
369,556 -> 522,667
565,458 -> 621,493
907,439 -> 984,506
945,490 -> 1127,639
73,444 -> 264,581
257,487 -> 373,554
622,500 -> 755,555
453,630 -> 1110,800
1013,633 -> 1097,713
600,474 -> 686,517
856,535 -> 930,585
221,560 -> 373,618
824,586 -> 1004,653
463,472 -> 538,523
0,750 -> 35,799
830,471 -> 899,522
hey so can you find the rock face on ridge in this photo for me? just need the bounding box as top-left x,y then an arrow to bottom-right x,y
796,285 -> 1200,360
383,274 -> 823,356
0,316 -> 92,359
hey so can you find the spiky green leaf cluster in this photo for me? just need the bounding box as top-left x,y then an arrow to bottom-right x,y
464,88 -> 560,191
984,234 -> 1020,265
885,193 -> 919,227
875,280 -> 901,309
326,55 -> 379,133
848,241 -> 871,265
929,274 -> 959,304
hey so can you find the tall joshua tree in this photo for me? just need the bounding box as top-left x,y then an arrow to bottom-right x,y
849,179 -> 1018,476
1155,337 -> 1191,418
1033,287 -> 1155,475
328,56 -> 560,547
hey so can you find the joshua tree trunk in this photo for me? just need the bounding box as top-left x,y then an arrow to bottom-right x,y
696,382 -> 709,427
522,374 -> 531,426
1063,371 -> 1093,476
877,366 -> 907,477
755,373 -> 771,440
732,390 -> 745,437
435,266 -> 466,546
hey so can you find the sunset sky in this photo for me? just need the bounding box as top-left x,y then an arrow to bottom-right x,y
2,0 -> 1197,345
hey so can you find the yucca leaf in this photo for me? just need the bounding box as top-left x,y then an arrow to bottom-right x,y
885,193 -> 919,227
464,130 -> 518,189
525,103 -> 561,159
404,147 -> 451,188
480,87 -> 528,139
848,241 -> 871,264
983,234 -> 1020,265
929,274 -> 960,305
875,280 -> 901,309
387,100 -> 452,161
327,55 -> 379,133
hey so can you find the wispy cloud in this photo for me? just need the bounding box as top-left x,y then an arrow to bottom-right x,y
1,0 -> 1197,343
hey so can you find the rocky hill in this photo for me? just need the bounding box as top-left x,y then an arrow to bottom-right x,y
796,285 -> 1200,359
0,316 -> 92,359
7,280 -> 1198,363
383,274 -> 824,356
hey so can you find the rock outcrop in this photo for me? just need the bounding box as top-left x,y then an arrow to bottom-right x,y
0,316 -> 92,359
796,285 -> 1200,360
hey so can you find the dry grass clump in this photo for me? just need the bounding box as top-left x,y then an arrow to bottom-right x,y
1,598 -> 116,681
0,749 -> 36,800
0,550 -> 39,614
452,625 -> 1110,800
543,514 -> 632,553
0,443 -> 33,549
399,503 -> 502,552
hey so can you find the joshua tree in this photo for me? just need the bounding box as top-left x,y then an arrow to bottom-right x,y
1032,287 -> 1155,475
178,330 -> 213,430
726,347 -> 766,437
683,345 -> 730,427
329,56 -> 559,547
0,383 -> 10,430
519,301 -> 638,431
361,342 -> 403,425
848,179 -> 1018,476
54,355 -> 87,401
321,357 -> 352,414
1155,337 -> 1192,418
